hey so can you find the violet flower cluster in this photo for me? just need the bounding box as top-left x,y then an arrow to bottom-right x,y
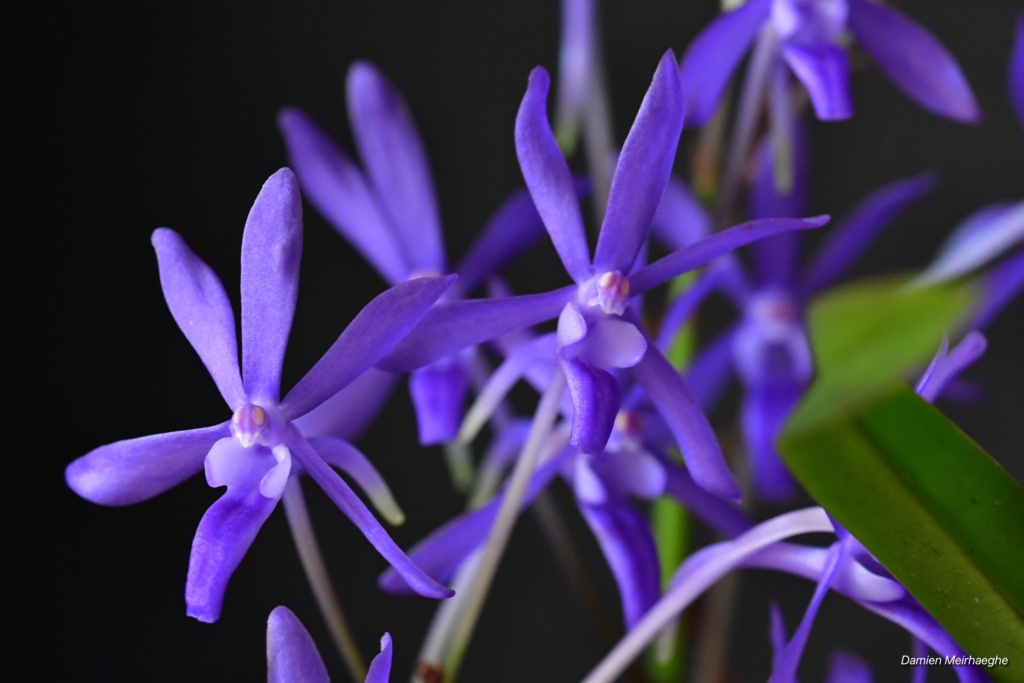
63,2 -> 1023,682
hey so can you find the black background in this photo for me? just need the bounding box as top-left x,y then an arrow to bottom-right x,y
21,1 -> 1022,681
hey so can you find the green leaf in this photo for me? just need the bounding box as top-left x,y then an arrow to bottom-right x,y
780,382 -> 1024,675
807,275 -> 975,392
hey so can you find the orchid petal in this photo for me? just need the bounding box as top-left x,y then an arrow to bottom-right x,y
974,248 -> 1024,329
376,286 -> 575,373
151,228 -> 245,409
678,0 -> 773,126
365,633 -> 394,683
205,437 -> 272,490
186,485 -> 279,623
684,324 -> 739,412
515,67 -> 592,283
825,651 -> 872,683
654,267 -> 729,352
66,422 -> 228,506
661,456 -> 753,537
1013,14 -> 1024,129
310,436 -> 405,526
347,62 -> 445,273
914,336 -> 950,398
631,217 -> 829,296
278,108 -> 409,283
594,51 -> 685,274
579,498 -> 661,628
240,168 -> 303,403
282,275 -> 455,419
631,344 -> 740,501
575,318 -> 647,369
917,332 -> 987,404
562,357 -> 621,455
410,357 -> 470,445
573,456 -> 608,505
741,383 -> 802,502
802,173 -> 936,298
267,606 -> 331,683
847,0 -> 980,122
288,430 -> 453,599
293,367 -> 397,441
557,302 -> 588,348
555,0 -> 595,146
651,175 -> 713,251
782,43 -> 853,120
454,185 -> 557,295
378,451 -> 568,595
915,202 -> 1024,287
598,449 -> 666,500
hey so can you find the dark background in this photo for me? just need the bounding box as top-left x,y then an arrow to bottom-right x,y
21,1 -> 1022,681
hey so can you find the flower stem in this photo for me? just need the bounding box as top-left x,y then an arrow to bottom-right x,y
435,370 -> 566,682
282,478 -> 368,681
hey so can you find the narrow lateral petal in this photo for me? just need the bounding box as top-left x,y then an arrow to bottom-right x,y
631,217 -> 829,296
562,357 -> 621,455
515,67 -> 593,283
376,285 -> 575,373
66,422 -> 228,506
267,606 -> 331,683
347,62 -> 446,273
594,51 -> 685,274
241,168 -> 303,403
278,108 -> 409,283
801,172 -> 936,297
651,175 -> 713,251
186,485 -> 279,623
288,430 -> 454,599
410,357 -> 469,445
454,185 -> 557,295
365,633 -> 394,683
661,456 -> 753,537
310,436 -> 405,526
782,43 -> 853,121
152,229 -> 245,408
741,383 -> 802,502
282,275 -> 455,419
293,367 -> 397,441
678,0 -> 773,125
917,332 -> 987,404
631,344 -> 740,501
578,498 -> 661,629
378,452 -> 568,595
915,202 -> 1024,287
847,0 -> 980,123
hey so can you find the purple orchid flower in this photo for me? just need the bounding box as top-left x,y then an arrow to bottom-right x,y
679,0 -> 980,123
377,52 -> 828,500
268,606 -> 393,683
279,61 -> 551,446
66,169 -> 454,623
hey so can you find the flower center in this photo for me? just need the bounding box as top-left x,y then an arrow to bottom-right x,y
771,0 -> 848,45
582,270 -> 631,316
230,403 -> 285,449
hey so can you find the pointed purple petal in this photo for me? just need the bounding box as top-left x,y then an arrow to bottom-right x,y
654,267 -> 729,353
801,172 -> 936,297
974,248 -> 1024,329
186,484 -> 279,622
293,367 -> 397,441
347,62 -> 446,273
1013,14 -> 1024,129
410,357 -> 469,445
288,430 -> 453,599
631,217 -> 829,296
678,0 -> 772,126
917,332 -> 987,404
562,357 -> 621,455
782,43 -> 853,120
365,633 -> 394,683
661,456 -> 753,537
769,543 -> 845,682
578,498 -> 661,628
240,169 -> 303,403
453,186 -> 553,294
515,67 -> 593,283
378,450 -> 568,595
278,108 -> 409,283
282,275 -> 455,419
684,324 -> 739,412
826,651 -> 873,683
376,285 -> 575,373
151,228 -> 245,408
741,383 -> 802,502
847,0 -> 980,123
651,175 -> 713,251
66,423 -> 229,506
917,202 -> 1024,287
631,344 -> 740,500
310,436 -> 405,526
267,606 -> 331,683
594,51 -> 685,274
